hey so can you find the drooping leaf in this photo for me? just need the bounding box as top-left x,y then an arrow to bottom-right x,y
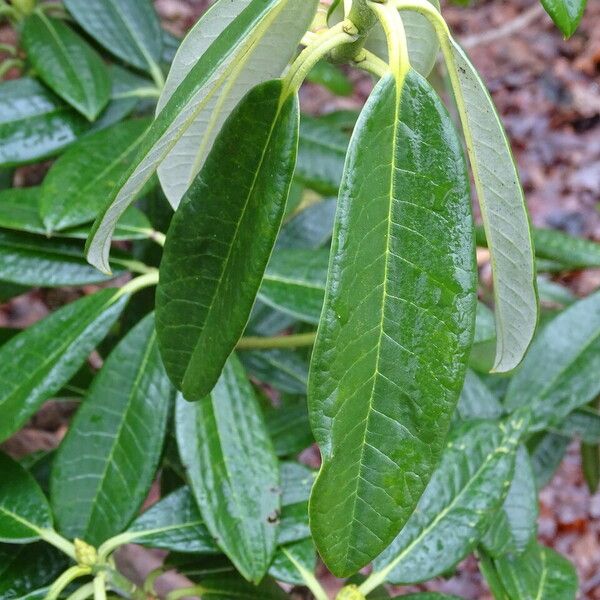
175,355 -> 280,583
0,187 -> 150,241
22,14 -> 110,121
308,70 -> 477,576
40,119 -> 150,232
240,350 -> 308,395
51,314 -> 172,545
0,231 -> 124,287
541,0 -> 587,37
258,249 -> 328,325
371,415 -> 526,585
156,0 -> 317,207
64,0 -> 163,75
0,289 -> 126,442
0,543 -> 67,599
295,114 -> 349,195
0,453 -> 53,543
492,542 -> 578,599
457,369 -> 504,421
275,198 -> 336,250
505,289 -> 600,430
86,1 -> 303,272
482,446 -> 538,556
127,487 -> 219,554
0,78 -> 88,167
156,80 -> 299,400
446,37 -> 537,372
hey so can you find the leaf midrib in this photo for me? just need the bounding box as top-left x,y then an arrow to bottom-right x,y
182,88 -> 288,391
83,329 -> 158,538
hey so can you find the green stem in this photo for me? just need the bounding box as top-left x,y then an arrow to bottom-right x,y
110,257 -> 156,275
368,0 -> 410,82
39,528 -> 77,560
97,532 -> 137,562
166,587 -> 206,600
103,566 -> 147,600
236,332 -> 317,351
65,583 -> 95,600
46,566 -> 92,600
112,270 -> 159,301
0,58 -> 24,78
93,574 -> 107,600
284,21 -> 357,94
282,548 -> 328,600
352,48 -> 389,78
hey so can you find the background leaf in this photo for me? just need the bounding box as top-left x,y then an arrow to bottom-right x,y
51,314 -> 172,545
40,119 -> 150,233
540,0 -> 587,37
0,78 -> 87,168
64,0 -> 163,75
371,416 -> 526,585
308,71 -> 477,576
22,14 -> 110,120
0,289 -> 126,442
176,355 -> 280,583
0,453 -> 53,543
505,289 -> 600,430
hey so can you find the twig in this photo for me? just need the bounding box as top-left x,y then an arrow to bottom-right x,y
461,3 -> 545,49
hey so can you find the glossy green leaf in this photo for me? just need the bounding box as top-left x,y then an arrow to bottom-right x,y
64,0 -> 163,75
41,119 -> 150,232
0,187 -> 150,241
240,350 -> 308,395
175,355 -> 280,583
541,0 -> 587,37
0,543 -> 66,599
295,114 -> 349,195
505,289 -> 600,430
447,37 -> 537,373
0,78 -> 88,168
22,14 -> 110,120
553,407 -> 600,444
308,70 -> 477,577
51,314 -> 171,545
127,487 -> 219,554
0,231 -> 123,287
527,432 -> 568,489
457,369 -> 504,420
371,416 -> 526,586
156,80 -> 298,399
493,542 -> 578,599
276,198 -> 336,250
156,0 -> 317,207
0,453 -> 53,543
0,289 -> 126,442
259,249 -> 328,325
482,446 -> 538,556
86,1 -> 302,272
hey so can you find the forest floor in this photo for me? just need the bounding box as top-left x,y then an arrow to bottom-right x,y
2,0 -> 600,597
